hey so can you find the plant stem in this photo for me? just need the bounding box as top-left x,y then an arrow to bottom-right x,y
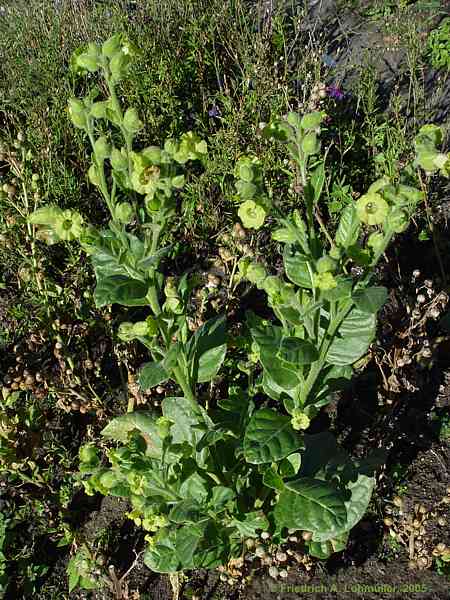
172,364 -> 196,406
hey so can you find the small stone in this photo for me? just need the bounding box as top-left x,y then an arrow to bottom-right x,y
276,551 -> 287,563
260,531 -> 270,540
302,531 -> 312,541
279,570 -> 288,579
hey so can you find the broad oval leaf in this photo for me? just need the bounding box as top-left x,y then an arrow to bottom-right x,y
274,477 -> 347,535
243,408 -> 302,464
263,467 -> 285,491
283,249 -> 314,288
353,286 -> 388,314
94,275 -> 149,308
278,337 -> 318,366
162,396 -> 204,447
307,532 -> 349,559
312,474 -> 375,542
335,205 -> 360,249
138,361 -> 169,390
327,308 -> 376,366
188,316 -> 227,384
144,525 -> 202,573
101,412 -> 163,458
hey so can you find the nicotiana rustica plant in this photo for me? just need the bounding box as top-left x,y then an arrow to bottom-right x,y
238,113 -> 447,430
27,35 -> 448,578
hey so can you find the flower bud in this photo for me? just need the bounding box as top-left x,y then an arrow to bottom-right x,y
68,98 -> 87,130
94,136 -> 111,161
102,34 -> 122,58
76,43 -> 101,72
123,107 -> 143,133
111,147 -> 128,171
114,202 -> 133,224
316,255 -> 337,274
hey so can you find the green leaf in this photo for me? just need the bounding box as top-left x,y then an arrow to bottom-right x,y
94,275 -> 149,308
144,525 -> 202,572
188,316 -> 227,383
312,474 -> 374,542
327,308 -> 376,366
180,472 -> 209,502
279,452 -> 301,477
162,397 -> 204,447
307,532 -> 348,559
353,286 -> 388,314
284,249 -> 314,288
68,568 -> 80,593
138,361 -> 169,390
101,412 -> 164,458
263,467 -> 285,491
278,337 -> 318,366
274,478 -> 347,535
193,523 -> 231,569
209,486 -> 235,509
335,205 -> 360,249
311,162 -> 325,204
243,408 -> 302,464
230,511 -> 269,538
252,326 -> 300,390
169,501 -> 203,524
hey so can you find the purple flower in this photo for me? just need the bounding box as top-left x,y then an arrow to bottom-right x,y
208,106 -> 221,118
327,85 -> 345,101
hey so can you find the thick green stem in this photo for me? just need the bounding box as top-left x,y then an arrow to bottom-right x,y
172,364 -> 196,406
298,303 -> 351,407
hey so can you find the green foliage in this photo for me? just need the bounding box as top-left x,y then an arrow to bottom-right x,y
414,124 -> 450,177
427,17 -> 450,70
240,111 -> 426,418
25,31 -> 446,579
67,545 -> 102,593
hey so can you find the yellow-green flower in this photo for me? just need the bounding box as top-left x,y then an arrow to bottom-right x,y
313,272 -> 337,291
238,200 -> 266,229
291,410 -> 310,431
53,209 -> 84,241
355,193 -> 389,226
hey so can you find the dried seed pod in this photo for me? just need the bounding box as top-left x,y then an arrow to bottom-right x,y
254,546 -> 266,558
418,504 -> 427,514
276,551 -> 287,563
71,401 -> 80,410
408,560 -> 417,570
436,543 -> 447,553
442,496 -> 450,505
79,405 -> 87,414
233,222 -> 247,239
417,557 -> 429,569
260,531 -> 270,540
268,566 -> 279,579
279,570 -> 288,579
383,517 -> 393,527
393,496 -> 403,508
437,517 -> 446,526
